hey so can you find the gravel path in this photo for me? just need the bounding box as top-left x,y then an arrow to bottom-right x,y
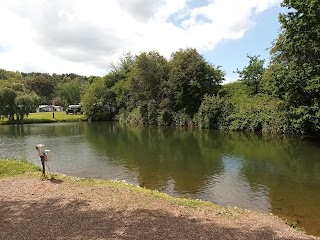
0,175 -> 319,240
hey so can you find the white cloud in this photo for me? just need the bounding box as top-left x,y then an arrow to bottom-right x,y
0,0 -> 281,76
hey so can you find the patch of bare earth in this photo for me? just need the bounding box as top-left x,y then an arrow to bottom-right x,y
0,175 -> 318,240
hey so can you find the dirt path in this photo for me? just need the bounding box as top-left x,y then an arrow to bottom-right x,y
0,175 -> 318,240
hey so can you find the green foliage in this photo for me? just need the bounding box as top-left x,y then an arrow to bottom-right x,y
0,87 -> 17,120
26,76 -> 54,103
81,77 -> 116,121
156,108 -> 173,126
286,105 -> 320,134
236,55 -> 265,95
0,80 -> 40,121
172,111 -> 194,127
15,92 -> 41,121
93,49 -> 224,128
81,52 -> 136,121
112,79 -> 129,109
109,52 -> 135,109
0,69 -> 23,82
128,51 -> 168,106
197,94 -> 230,129
261,63 -> 288,99
274,1 -> 320,96
168,48 -> 224,115
273,0 -> 320,67
198,82 -> 289,134
121,105 -> 148,125
56,79 -> 84,106
266,0 -> 320,135
118,101 -> 159,126
109,51 -> 135,82
224,96 -> 287,133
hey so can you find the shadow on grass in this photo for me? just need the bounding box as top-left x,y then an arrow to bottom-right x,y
0,198 -> 309,240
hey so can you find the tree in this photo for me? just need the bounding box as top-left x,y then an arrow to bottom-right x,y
269,0 -> 320,134
107,52 -> 135,109
261,63 -> 288,99
236,55 -> 265,95
0,87 -> 17,120
15,92 -> 41,121
81,77 -> 116,121
26,76 -> 54,103
108,51 -> 135,83
51,96 -> 63,106
128,51 -> 168,106
168,48 -> 224,115
271,0 -> 320,106
0,69 -> 23,82
57,79 -> 83,106
197,94 -> 228,129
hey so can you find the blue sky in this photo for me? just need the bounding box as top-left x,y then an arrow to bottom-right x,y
207,6 -> 282,82
0,0 -> 283,82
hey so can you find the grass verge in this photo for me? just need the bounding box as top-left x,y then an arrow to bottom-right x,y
0,159 -> 212,209
0,159 -> 238,213
0,159 -> 217,211
0,112 -> 87,125
0,159 -> 41,178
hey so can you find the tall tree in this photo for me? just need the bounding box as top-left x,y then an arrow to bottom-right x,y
271,0 -> 320,106
128,51 -> 169,106
26,76 -> 54,103
57,79 -> 83,106
0,87 -> 17,120
15,92 -> 40,121
236,55 -> 265,95
168,48 -> 224,115
108,52 -> 135,109
270,0 -> 320,134
81,77 -> 116,121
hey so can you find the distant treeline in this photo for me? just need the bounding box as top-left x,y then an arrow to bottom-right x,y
0,70 -> 97,121
1,0 -> 319,135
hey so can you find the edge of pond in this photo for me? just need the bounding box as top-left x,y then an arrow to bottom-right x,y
1,158 -> 319,239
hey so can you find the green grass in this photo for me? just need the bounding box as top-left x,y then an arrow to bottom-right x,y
0,112 -> 87,125
0,159 -> 41,178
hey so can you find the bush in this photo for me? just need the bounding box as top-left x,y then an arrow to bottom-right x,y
196,95 -> 230,129
157,108 -> 173,126
172,111 -> 194,127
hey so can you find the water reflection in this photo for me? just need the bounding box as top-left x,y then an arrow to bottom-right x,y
0,122 -> 320,235
83,123 -> 224,195
204,155 -> 271,212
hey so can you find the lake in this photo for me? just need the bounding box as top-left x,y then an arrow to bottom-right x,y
0,122 -> 319,236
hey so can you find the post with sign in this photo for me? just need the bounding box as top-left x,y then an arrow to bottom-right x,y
36,144 -> 51,180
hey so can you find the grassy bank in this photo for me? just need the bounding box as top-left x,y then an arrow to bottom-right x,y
0,112 -> 87,125
0,159 -> 41,178
0,159 -> 214,209
1,159 -> 314,238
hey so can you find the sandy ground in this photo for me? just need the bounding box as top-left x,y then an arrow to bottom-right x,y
0,175 -> 319,240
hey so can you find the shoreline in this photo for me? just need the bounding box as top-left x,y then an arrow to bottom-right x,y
1,172 -> 319,240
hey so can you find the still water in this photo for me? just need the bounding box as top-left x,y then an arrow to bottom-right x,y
0,122 -> 320,236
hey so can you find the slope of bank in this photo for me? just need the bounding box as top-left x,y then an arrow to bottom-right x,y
1,171 -> 319,240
